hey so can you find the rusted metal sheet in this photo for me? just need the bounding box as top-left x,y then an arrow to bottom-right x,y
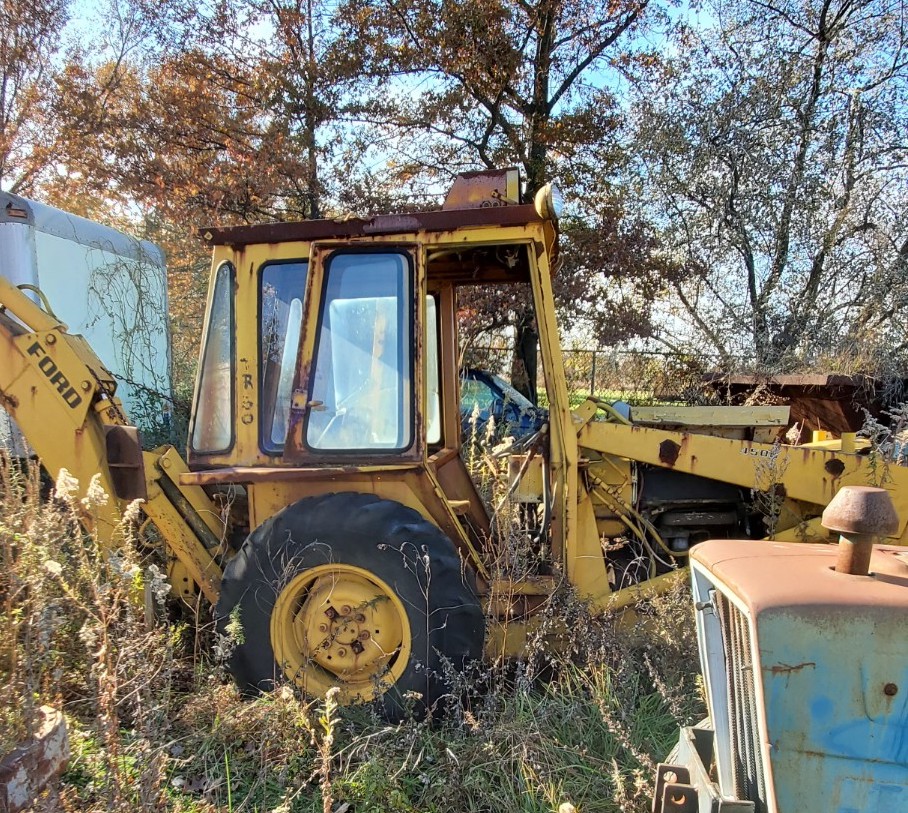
200,203 -> 544,247
441,168 -> 520,210
703,373 -> 903,434
0,707 -> 69,813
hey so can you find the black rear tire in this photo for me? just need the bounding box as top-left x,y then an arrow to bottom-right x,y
215,492 -> 484,720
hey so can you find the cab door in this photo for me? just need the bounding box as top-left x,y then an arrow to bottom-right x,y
283,244 -> 425,463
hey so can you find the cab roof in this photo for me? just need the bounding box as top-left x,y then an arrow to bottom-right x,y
200,202 -> 546,248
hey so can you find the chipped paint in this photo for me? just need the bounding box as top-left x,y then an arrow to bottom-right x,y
659,439 -> 681,466
689,540 -> 908,812
770,661 -> 816,675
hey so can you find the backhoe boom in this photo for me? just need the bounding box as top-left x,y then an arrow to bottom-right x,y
0,275 -> 223,601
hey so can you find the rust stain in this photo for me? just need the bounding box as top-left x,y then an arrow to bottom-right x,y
0,391 -> 18,411
200,204 -> 543,247
825,459 -> 846,477
770,661 -> 816,675
795,747 -> 896,765
659,439 -> 681,467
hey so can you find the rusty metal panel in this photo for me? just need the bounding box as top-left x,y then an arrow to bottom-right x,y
702,373 -> 897,435
441,168 -> 520,210
200,203 -> 544,247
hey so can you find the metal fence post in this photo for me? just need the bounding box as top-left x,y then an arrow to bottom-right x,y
590,350 -> 597,396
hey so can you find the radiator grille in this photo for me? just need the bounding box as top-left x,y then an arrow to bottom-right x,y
714,591 -> 767,812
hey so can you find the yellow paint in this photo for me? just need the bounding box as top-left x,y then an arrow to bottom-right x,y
270,563 -> 411,703
579,420 -> 908,542
631,405 -> 789,429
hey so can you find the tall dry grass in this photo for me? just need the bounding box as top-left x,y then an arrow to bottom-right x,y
0,450 -> 702,813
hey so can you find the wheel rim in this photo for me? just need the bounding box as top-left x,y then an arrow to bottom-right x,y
270,564 -> 412,703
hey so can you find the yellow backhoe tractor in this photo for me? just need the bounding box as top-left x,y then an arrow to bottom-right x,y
2,168 -> 907,719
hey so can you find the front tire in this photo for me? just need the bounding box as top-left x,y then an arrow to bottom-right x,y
215,492 -> 484,719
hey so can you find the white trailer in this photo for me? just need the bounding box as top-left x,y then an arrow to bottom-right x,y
0,192 -> 171,452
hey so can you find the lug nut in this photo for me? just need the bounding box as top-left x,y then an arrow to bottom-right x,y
318,623 -> 328,632
340,605 -> 352,615
359,630 -> 370,641
355,613 -> 366,623
337,648 -> 346,657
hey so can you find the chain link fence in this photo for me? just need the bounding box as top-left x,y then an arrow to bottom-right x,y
464,345 -> 728,404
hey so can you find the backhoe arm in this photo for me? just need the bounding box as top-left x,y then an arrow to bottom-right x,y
0,276 -> 135,537
0,276 -> 223,602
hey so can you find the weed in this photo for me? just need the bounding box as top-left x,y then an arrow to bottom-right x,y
0,449 -> 702,812
859,403 -> 908,486
751,440 -> 789,538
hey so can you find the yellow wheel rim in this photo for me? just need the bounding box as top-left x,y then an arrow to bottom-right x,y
270,563 -> 411,703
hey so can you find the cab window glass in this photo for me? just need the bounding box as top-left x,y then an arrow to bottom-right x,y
260,261 -> 308,452
426,295 -> 441,445
306,252 -> 412,451
191,262 -> 234,453
461,377 -> 496,412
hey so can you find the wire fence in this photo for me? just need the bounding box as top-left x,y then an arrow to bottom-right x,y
464,345 -> 728,404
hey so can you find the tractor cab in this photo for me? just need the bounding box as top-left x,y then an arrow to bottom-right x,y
190,168 -> 560,461
185,169 -> 568,574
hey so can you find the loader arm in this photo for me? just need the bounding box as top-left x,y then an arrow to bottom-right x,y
0,276 -> 223,602
577,413 -> 908,542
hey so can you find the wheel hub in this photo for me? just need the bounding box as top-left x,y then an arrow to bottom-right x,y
271,564 -> 410,702
296,572 -> 403,677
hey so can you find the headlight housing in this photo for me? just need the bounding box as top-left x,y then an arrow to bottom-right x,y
534,182 -> 564,221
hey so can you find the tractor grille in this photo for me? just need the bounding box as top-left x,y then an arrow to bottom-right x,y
714,591 -> 768,812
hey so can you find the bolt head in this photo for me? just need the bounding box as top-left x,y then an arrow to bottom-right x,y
822,486 -> 899,537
